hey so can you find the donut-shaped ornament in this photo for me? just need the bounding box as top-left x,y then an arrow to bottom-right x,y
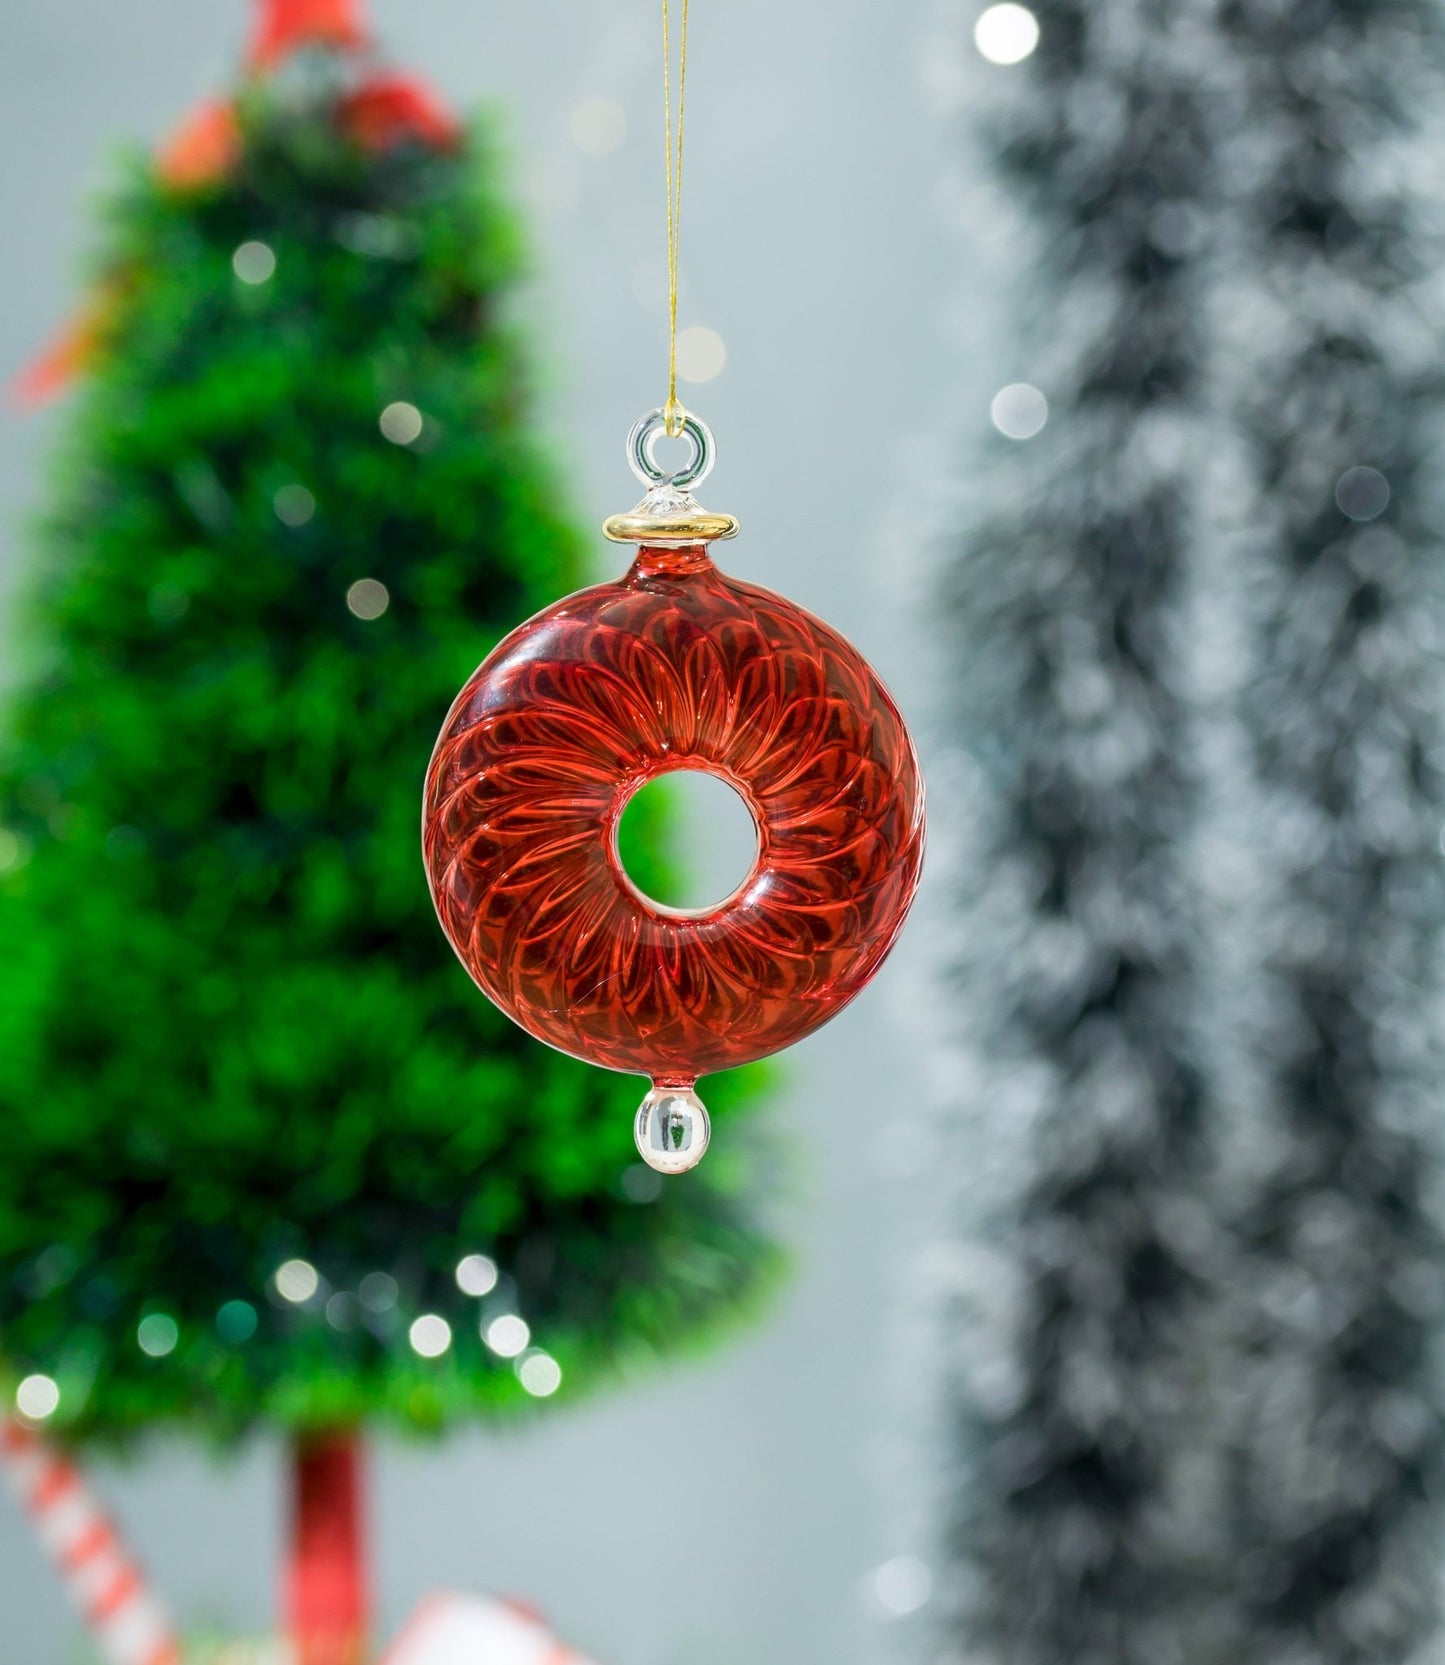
423,409 -> 925,1173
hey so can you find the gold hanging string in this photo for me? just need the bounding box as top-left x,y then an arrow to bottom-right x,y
662,0 -> 690,438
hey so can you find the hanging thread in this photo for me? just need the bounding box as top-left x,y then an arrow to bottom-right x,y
662,0 -> 690,437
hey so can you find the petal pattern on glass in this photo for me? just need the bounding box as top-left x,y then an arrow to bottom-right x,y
423,545 -> 925,1083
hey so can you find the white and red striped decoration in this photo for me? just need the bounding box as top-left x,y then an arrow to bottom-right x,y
0,1417 -> 181,1665
382,1593 -> 598,1665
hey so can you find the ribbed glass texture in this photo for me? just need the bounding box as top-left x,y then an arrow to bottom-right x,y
424,544 -> 925,1087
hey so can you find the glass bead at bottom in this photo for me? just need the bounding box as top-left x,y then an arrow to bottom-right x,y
635,1085 -> 711,1175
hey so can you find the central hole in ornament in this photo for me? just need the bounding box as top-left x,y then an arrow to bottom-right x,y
615,769 -> 759,913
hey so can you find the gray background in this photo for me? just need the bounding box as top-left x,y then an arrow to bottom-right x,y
0,2 -> 969,1660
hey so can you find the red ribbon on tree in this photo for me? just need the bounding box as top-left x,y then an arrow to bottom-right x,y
247,0 -> 370,69
341,74 -> 462,152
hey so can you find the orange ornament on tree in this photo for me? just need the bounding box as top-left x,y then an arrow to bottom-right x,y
8,290 -> 117,408
155,99 -> 242,189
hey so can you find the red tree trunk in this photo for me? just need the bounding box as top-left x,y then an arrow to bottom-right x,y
287,1433 -> 369,1665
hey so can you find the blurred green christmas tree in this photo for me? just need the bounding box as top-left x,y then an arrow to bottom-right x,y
0,3 -> 775,1657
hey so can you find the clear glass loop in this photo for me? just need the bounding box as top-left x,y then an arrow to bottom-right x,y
627,407 -> 715,490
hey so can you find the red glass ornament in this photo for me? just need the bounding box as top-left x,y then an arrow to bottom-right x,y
423,411 -> 925,1170
426,549 -> 922,1073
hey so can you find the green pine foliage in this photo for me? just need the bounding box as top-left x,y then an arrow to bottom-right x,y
0,76 -> 777,1443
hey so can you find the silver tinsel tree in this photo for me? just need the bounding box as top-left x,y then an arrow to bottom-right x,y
933,2 -> 1221,1661
1213,0 -> 1445,1658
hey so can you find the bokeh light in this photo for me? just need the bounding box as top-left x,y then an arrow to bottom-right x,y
358,1272 -> 398,1313
455,1254 -> 499,1297
379,401 -> 423,445
232,240 -> 277,284
570,95 -> 627,155
483,1314 -> 530,1358
975,4 -> 1040,63
346,579 -> 390,620
409,1314 -> 452,1358
1336,466 -> 1389,522
517,1351 -> 563,1397
274,1259 -> 319,1304
137,1313 -> 179,1357
991,382 -> 1048,439
15,1374 -> 60,1421
869,1554 -> 933,1618
216,1299 -> 258,1343
147,583 -> 188,623
274,483 -> 316,526
326,1292 -> 361,1331
621,1164 -> 664,1204
676,325 -> 727,384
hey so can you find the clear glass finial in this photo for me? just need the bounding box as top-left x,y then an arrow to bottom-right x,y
635,1083 -> 711,1174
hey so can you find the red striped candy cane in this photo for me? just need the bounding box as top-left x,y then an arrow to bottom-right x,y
0,1417 -> 181,1665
